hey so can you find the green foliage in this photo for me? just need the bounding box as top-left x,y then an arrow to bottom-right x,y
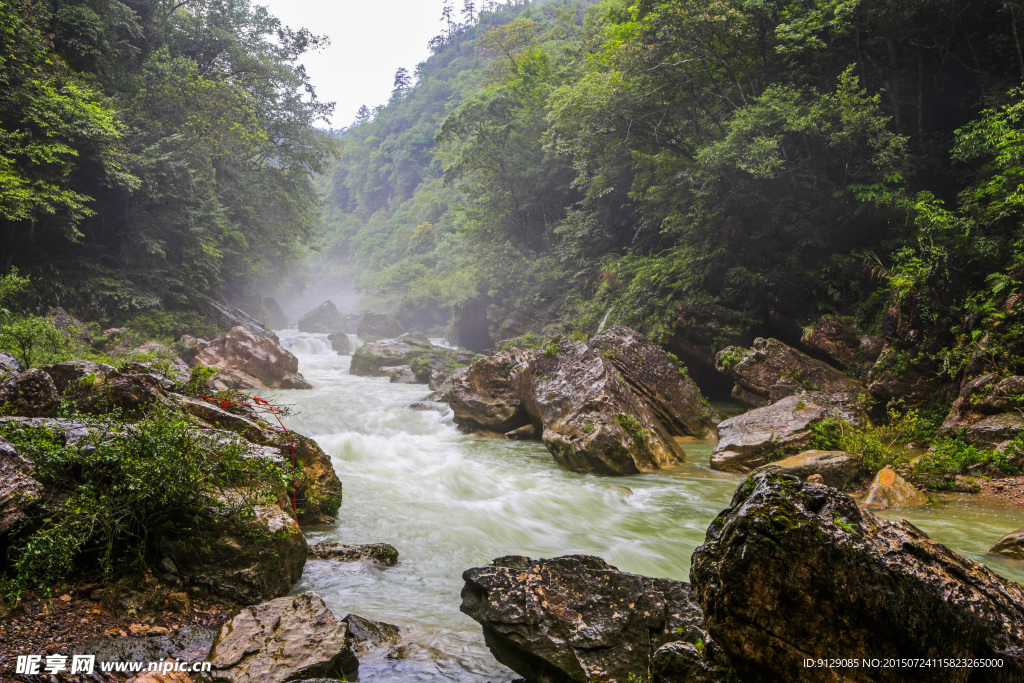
0,315 -> 74,368
808,404 -> 939,476
910,435 -> 1024,490
0,407 -> 293,595
119,310 -> 219,343
497,333 -> 545,351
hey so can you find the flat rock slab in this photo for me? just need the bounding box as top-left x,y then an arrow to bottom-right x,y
753,450 -> 859,489
207,592 -> 358,683
308,542 -> 399,566
711,396 -> 831,473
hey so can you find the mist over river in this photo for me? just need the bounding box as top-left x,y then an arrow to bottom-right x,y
272,331 -> 1024,681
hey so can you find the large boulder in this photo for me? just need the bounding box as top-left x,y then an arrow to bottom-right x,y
261,297 -> 288,330
0,369 -> 59,417
297,300 -> 345,334
711,396 -> 835,473
308,542 -> 398,566
752,450 -> 859,489
716,337 -> 866,407
349,339 -> 471,385
47,306 -> 90,341
691,472 -> 1024,682
191,326 -> 312,390
461,555 -> 724,683
0,352 -> 23,380
591,325 -> 719,438
41,361 -> 172,415
990,528 -> 1024,560
801,315 -> 881,373
328,331 -> 350,356
196,295 -> 277,342
448,349 -> 532,433
939,374 -> 1024,447
160,498 -> 306,605
206,592 -> 359,683
0,437 -> 41,537
860,466 -> 929,509
356,312 -> 404,341
514,338 -> 684,475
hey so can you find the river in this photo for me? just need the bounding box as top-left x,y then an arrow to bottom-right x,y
272,330 -> 1024,681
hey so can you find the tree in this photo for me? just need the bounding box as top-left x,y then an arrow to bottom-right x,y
462,0 -> 477,25
356,105 -> 372,124
393,67 -> 412,97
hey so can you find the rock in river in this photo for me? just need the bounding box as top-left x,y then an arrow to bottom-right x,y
990,528 -> 1024,560
860,465 -> 929,510
206,591 -> 359,683
461,555 -> 726,683
191,326 -> 312,390
297,300 -> 346,334
448,348 -> 532,433
752,449 -> 859,489
710,396 -> 834,473
357,312 -> 404,341
691,472 -> 1024,682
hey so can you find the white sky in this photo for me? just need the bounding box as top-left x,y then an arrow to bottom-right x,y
257,0 -> 444,128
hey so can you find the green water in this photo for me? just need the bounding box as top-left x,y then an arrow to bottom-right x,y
272,331 -> 1024,681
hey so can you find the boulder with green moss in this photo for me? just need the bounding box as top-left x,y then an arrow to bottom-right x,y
691,472 -> 1024,682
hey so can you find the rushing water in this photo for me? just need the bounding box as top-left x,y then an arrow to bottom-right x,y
272,330 -> 1024,681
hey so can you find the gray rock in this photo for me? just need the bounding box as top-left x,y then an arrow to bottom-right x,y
461,555 -> 722,683
990,527 -> 1024,560
753,450 -> 859,488
711,396 -> 833,473
691,472 -> 1024,682
967,413 -> 1024,448
191,326 -> 312,390
298,300 -> 345,334
0,437 -> 40,536
342,614 -> 400,653
308,542 -> 399,566
861,466 -> 929,510
357,312 -> 404,341
0,352 -> 23,380
207,591 -> 358,683
328,331 -> 350,355
0,369 -> 59,417
40,361 -> 172,415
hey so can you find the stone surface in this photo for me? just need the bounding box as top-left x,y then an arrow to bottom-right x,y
716,337 -> 866,407
692,472 -> 1024,682
298,300 -> 345,334
448,349 -> 532,433
0,352 -> 23,380
261,297 -> 288,330
342,614 -> 400,653
710,396 -> 832,473
47,306 -> 90,340
42,361 -> 172,415
514,338 -> 683,475
207,592 -> 358,683
196,295 -> 276,342
940,374 -> 1024,447
0,369 -> 59,417
861,466 -> 929,509
753,450 -> 859,489
990,527 -> 1024,560
308,542 -> 398,566
461,555 -> 717,683
160,499 -> 306,605
590,325 -> 719,438
129,341 -> 191,382
357,312 -> 405,341
350,338 -> 431,377
801,316 -> 864,369
0,437 -> 40,536
328,331 -> 350,356
191,326 -> 311,390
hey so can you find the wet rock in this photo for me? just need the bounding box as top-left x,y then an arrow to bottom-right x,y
388,366 -> 417,384
0,352 -> 23,380
591,325 -> 719,438
801,315 -> 865,369
308,542 -> 398,566
207,368 -> 264,391
283,432 -> 343,525
0,437 -> 41,536
191,326 -> 311,390
77,626 -> 216,671
461,555 -> 715,683
940,374 -> 1024,446
328,331 -> 350,355
206,592 -> 358,683
692,472 -> 1024,682
261,297 -> 288,330
0,416 -> 96,449
515,338 -> 684,475
716,337 -> 866,407
710,396 -> 833,473
342,614 -> 400,653
409,348 -> 474,386
298,300 -> 345,334
652,640 -> 736,683
753,450 -> 859,489
161,499 -> 306,604
195,295 -> 277,342
860,466 -> 929,509
867,350 -> 943,405
357,312 -> 405,341
448,349 -> 532,433
350,339 -> 454,383
398,330 -> 432,345
0,369 -> 59,417
47,306 -> 90,341
41,361 -> 171,415
129,341 -> 191,382
990,528 -> 1024,560
505,423 -> 537,440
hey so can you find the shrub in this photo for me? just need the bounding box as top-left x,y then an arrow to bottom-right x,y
0,315 -> 74,368
910,435 -> 1024,490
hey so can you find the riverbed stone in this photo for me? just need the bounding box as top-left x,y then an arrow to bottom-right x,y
206,591 -> 358,683
328,331 -> 350,355
710,396 -> 832,473
308,542 -> 398,566
860,466 -> 928,509
350,338 -> 431,377
690,472 -> 1024,682
191,326 -> 311,390
448,348 -> 533,433
752,450 -> 859,489
990,527 -> 1024,560
0,368 -> 59,417
297,300 -> 345,334
342,614 -> 400,653
357,312 -> 404,340
0,437 -> 40,536
461,555 -> 718,683
716,337 -> 866,407
590,325 -> 719,438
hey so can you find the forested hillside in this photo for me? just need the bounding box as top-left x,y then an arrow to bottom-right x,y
1,0 -> 333,319
319,0 -> 1024,397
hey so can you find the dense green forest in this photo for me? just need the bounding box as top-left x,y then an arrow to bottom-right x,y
315,0 -> 1024,394
1,0 -> 333,319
